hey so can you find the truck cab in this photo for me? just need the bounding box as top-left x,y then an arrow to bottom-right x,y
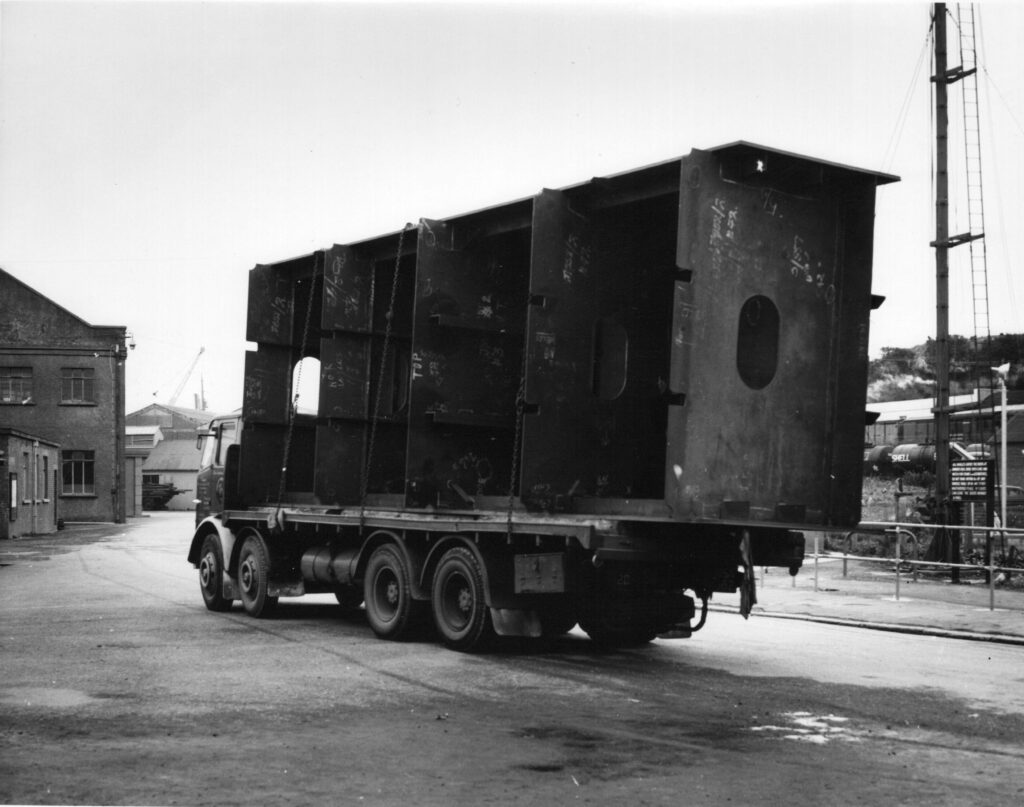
194,414 -> 239,524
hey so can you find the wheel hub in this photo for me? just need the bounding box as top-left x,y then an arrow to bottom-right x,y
199,553 -> 215,588
239,557 -> 256,594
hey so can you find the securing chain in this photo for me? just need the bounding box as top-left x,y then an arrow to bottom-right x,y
360,223 -> 413,532
506,304 -> 530,540
273,250 -> 322,528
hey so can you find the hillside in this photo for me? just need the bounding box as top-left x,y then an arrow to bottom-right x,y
868,333 -> 1023,402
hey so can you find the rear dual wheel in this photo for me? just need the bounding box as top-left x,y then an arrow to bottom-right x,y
539,607 -> 578,637
198,534 -> 232,612
237,534 -> 278,618
431,547 -> 493,652
334,586 -> 363,613
363,545 -> 418,640
579,592 -> 659,647
579,613 -> 658,647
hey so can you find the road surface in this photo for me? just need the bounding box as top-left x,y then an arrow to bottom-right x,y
2,513 -> 1022,806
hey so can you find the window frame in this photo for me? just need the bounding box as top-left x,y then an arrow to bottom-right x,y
61,450 -> 96,497
60,367 -> 97,405
0,367 -> 33,405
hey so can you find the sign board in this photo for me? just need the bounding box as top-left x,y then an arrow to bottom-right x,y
950,459 -> 994,502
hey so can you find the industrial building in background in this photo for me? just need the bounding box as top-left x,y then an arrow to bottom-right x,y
126,403 -> 221,511
0,267 -> 130,531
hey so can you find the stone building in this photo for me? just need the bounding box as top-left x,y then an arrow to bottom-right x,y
0,267 -> 130,524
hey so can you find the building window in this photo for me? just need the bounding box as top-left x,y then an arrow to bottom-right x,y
61,368 -> 96,403
143,474 -> 160,485
62,450 -> 95,495
0,367 -> 33,404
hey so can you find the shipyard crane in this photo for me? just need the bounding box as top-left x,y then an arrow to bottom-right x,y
168,347 -> 205,407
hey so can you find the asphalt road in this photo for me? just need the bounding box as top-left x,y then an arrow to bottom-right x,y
2,512 -> 1023,806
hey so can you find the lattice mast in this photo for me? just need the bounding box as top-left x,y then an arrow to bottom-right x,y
955,4 -> 997,438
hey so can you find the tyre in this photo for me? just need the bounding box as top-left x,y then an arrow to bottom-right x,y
539,606 -> 578,637
579,596 -> 658,647
198,533 -> 232,612
363,545 -> 416,640
578,613 -> 657,648
237,534 -> 278,618
431,546 -> 493,651
334,586 -> 364,612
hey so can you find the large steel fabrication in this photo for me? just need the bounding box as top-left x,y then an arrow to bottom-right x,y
189,142 -> 897,650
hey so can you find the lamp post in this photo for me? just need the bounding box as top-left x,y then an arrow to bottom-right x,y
992,363 -> 1010,533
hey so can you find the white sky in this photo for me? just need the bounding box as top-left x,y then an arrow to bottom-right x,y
2,0 -> 1022,414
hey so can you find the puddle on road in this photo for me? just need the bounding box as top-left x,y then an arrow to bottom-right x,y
0,687 -> 103,708
750,711 -> 860,745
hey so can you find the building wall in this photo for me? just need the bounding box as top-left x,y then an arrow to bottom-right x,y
0,269 -> 128,523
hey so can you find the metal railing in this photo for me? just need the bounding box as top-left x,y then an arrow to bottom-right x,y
803,521 -> 1024,611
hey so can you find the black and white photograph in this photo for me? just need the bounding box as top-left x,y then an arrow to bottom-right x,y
2,1 -> 1023,804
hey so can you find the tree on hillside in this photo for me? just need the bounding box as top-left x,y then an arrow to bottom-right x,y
871,346 -> 922,378
867,333 -> 1024,402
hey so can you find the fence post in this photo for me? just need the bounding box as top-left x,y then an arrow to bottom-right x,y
987,529 -> 995,612
843,531 -> 851,578
893,528 -> 901,601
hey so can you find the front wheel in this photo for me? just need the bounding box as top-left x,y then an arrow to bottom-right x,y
431,547 -> 493,652
198,533 -> 232,612
237,534 -> 278,618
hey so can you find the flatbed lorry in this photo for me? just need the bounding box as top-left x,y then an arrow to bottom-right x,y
188,142 -> 896,650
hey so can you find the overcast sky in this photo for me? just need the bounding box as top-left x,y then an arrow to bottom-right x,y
2,0 -> 1022,414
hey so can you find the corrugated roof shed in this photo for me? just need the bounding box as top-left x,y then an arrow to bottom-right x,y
143,438 -> 201,472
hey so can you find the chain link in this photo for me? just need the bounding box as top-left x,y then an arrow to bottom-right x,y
506,304 -> 530,539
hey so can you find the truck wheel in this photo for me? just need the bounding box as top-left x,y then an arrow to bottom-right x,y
334,586 -> 363,613
363,545 -> 415,640
540,607 -> 578,637
579,597 -> 657,647
431,547 -> 493,651
198,533 -> 233,612
579,613 -> 657,647
237,534 -> 278,618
